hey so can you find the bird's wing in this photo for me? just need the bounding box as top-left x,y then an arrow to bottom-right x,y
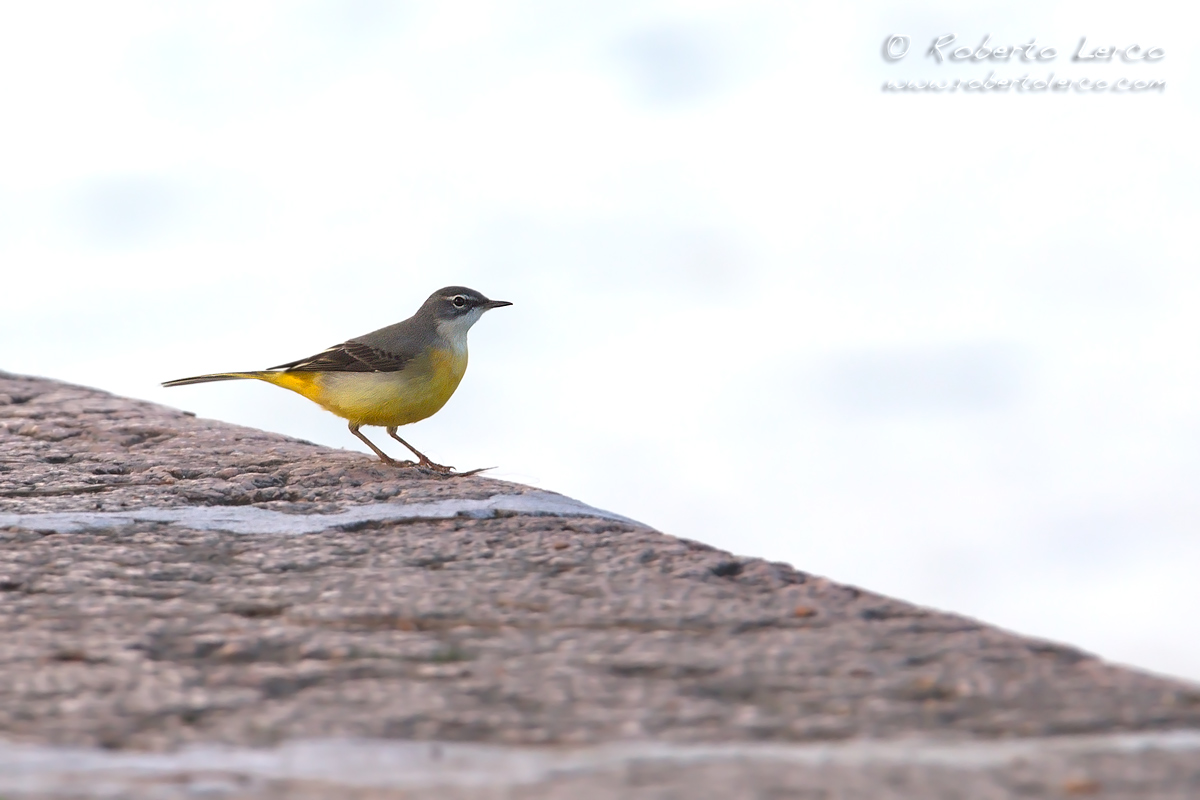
269,339 -> 414,373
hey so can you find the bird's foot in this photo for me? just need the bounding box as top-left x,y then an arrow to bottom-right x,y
374,454 -> 490,477
415,458 -> 456,475
381,458 -> 418,468
450,466 -> 494,477
415,458 -> 493,477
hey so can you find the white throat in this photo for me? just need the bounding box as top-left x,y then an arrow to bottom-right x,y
435,309 -> 484,353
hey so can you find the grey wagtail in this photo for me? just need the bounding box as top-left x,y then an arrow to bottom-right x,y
163,286 -> 511,473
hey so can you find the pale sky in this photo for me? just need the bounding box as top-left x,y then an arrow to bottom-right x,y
2,1 -> 1197,683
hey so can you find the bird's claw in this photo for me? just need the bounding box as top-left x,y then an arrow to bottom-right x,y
375,456 -> 491,477
416,460 -> 493,477
392,459 -> 419,468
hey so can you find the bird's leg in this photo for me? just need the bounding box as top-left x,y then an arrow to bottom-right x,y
349,422 -> 407,466
387,427 -> 454,473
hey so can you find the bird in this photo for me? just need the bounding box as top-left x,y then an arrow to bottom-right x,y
163,286 -> 511,473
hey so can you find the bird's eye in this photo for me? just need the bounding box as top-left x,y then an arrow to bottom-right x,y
452,295 -> 467,308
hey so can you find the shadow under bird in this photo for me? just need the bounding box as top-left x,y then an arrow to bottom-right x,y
163,286 -> 511,473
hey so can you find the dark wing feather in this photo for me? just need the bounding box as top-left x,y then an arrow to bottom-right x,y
269,340 -> 413,373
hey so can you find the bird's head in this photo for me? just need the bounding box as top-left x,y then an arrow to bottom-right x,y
422,286 -> 512,341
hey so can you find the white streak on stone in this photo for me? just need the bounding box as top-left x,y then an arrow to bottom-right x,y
0,492 -> 644,535
0,730 -> 1198,793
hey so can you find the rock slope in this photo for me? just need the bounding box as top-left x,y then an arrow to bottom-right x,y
1,370 -> 1198,798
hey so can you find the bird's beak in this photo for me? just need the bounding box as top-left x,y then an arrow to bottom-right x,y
483,300 -> 513,310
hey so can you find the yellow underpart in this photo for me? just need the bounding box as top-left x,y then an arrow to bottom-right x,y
250,346 -> 468,428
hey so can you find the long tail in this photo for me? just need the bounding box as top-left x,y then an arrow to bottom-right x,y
162,372 -> 269,388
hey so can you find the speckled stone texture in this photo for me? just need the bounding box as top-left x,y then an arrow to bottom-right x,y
1,370 -> 1198,798
0,371 -> 533,514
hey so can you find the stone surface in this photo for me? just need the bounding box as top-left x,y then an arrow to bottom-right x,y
0,371 -> 532,515
1,370 -> 1198,797
3,732 -> 1200,799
